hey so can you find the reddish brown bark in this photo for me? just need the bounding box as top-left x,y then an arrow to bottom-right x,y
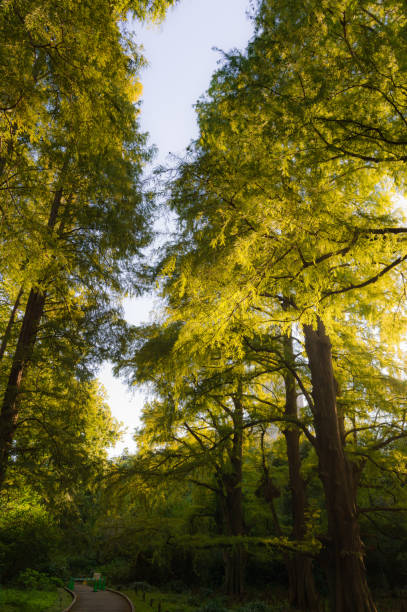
0,288 -> 46,486
282,333 -> 321,611
219,395 -> 245,597
0,286 -> 24,362
303,317 -> 377,612
0,187 -> 63,488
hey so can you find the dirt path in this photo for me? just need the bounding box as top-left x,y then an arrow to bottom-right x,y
71,584 -> 131,612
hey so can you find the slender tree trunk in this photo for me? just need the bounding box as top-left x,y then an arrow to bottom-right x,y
220,395 -> 245,597
303,317 -> 376,612
0,186 -> 63,489
283,333 -> 321,611
0,288 -> 46,486
0,287 -> 24,361
223,546 -> 245,599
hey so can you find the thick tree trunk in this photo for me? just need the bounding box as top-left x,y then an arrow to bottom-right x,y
303,317 -> 376,612
220,395 -> 245,597
0,287 -> 24,361
0,186 -> 63,489
283,333 -> 320,611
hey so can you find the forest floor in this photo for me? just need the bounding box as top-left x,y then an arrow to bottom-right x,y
0,586 -> 72,612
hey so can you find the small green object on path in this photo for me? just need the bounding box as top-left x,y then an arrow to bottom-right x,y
71,584 -> 130,611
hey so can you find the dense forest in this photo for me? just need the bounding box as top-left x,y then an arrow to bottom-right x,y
2,1 -> 407,611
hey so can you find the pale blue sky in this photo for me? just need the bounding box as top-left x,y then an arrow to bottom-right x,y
102,0 -> 254,455
133,0 -> 254,165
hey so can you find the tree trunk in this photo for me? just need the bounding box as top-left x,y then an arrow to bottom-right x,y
303,317 -> 376,612
0,288 -> 46,487
0,286 -> 24,361
283,333 -> 321,611
0,186 -> 63,489
223,546 -> 245,598
220,394 -> 245,597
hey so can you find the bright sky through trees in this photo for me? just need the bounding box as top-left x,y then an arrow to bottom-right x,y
102,0 -> 254,455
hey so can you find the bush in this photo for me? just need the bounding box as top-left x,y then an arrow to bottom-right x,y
0,587 -> 59,612
16,569 -> 62,591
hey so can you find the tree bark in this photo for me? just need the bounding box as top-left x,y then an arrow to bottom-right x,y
0,286 -> 24,361
282,333 -> 321,611
219,394 -> 245,597
0,186 -> 63,489
0,288 -> 46,487
303,317 -> 377,612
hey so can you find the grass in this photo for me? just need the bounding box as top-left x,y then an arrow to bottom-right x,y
0,587 -> 72,612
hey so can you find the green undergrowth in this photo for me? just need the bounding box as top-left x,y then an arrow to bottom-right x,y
0,587 -> 72,612
122,586 -> 405,612
125,587 -> 195,612
124,586 -> 291,612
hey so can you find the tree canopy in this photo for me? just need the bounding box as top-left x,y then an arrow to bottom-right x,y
3,2 -> 407,612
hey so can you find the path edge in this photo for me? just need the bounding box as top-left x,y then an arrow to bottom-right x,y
106,587 -> 135,611
62,586 -> 77,611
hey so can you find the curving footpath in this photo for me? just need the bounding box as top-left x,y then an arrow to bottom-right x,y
70,584 -> 133,612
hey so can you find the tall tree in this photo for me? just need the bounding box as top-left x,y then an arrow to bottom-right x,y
117,322 -> 248,596
0,0 -> 178,487
154,3 -> 407,608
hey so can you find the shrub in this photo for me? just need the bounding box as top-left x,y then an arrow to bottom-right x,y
0,587 -> 58,612
16,569 -> 62,591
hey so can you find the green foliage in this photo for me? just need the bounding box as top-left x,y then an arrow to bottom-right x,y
0,587 -> 70,612
126,587 -> 198,612
5,0 -> 407,608
98,558 -> 135,585
0,0 -> 179,493
16,569 -> 63,591
112,1 -> 407,608
0,489 -> 63,581
0,0 -> 179,589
